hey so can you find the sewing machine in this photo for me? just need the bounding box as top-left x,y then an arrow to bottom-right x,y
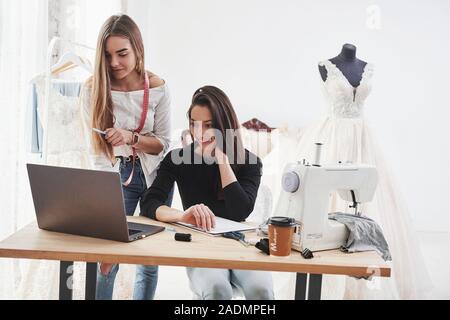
273,144 -> 378,252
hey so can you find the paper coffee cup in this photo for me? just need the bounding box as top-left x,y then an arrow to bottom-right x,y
268,217 -> 296,256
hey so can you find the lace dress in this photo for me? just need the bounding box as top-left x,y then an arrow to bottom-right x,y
32,75 -> 90,168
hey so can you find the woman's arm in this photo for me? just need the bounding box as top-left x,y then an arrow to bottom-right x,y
216,147 -> 238,188
137,79 -> 171,155
217,149 -> 263,222
132,135 -> 164,155
140,152 -> 177,218
104,129 -> 164,155
155,205 -> 184,222
156,204 -> 216,231
106,83 -> 171,155
140,150 -> 216,231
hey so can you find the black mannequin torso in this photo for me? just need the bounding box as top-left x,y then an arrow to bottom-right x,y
319,43 -> 367,88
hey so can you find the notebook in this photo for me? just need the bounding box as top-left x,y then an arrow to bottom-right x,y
175,216 -> 257,235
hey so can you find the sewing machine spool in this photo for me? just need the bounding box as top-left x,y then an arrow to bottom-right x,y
313,143 -> 323,167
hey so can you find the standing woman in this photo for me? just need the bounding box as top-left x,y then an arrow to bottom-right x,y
80,14 -> 171,300
140,86 -> 274,300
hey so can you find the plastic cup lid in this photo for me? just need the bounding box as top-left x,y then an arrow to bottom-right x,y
269,216 -> 296,227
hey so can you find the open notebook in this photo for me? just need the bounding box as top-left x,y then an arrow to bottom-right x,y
175,217 -> 257,235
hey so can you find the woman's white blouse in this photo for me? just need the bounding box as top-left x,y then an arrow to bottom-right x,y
80,82 -> 171,187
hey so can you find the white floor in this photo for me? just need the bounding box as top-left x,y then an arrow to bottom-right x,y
152,231 -> 450,300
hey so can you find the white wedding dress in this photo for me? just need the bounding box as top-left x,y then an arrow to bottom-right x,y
267,60 -> 432,299
35,77 -> 90,168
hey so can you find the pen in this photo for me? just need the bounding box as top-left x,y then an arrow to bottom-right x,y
92,128 -> 107,136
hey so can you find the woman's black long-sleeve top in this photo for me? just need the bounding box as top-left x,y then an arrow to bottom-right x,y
140,143 -> 262,222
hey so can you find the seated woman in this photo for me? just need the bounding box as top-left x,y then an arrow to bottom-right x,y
140,85 -> 274,300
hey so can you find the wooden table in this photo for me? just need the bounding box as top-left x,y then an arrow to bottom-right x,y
0,216 -> 391,300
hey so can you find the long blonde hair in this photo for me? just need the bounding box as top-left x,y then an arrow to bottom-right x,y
89,14 -> 146,160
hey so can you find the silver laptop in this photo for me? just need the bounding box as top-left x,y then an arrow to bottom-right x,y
26,163 -> 165,242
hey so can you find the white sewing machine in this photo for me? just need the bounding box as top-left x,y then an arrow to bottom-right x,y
273,144 -> 378,252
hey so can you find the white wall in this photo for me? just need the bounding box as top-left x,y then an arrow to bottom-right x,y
130,0 -> 450,232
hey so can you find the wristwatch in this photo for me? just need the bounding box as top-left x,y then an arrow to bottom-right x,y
131,131 -> 140,146
127,130 -> 140,146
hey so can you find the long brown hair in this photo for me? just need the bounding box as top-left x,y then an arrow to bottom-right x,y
187,86 -> 245,171
89,14 -> 146,161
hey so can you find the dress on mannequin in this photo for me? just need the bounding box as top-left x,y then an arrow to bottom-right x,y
275,56 -> 432,299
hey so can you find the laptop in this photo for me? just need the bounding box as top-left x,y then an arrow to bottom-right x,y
26,163 -> 165,242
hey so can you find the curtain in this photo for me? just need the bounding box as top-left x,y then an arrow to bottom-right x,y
0,0 -> 122,299
0,0 -> 48,299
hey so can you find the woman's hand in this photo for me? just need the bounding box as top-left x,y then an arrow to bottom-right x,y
105,128 -> 133,147
181,204 -> 216,231
100,263 -> 114,276
213,144 -> 229,165
201,130 -> 228,164
193,128 -> 217,158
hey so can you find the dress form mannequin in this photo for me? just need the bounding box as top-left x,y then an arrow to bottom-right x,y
319,43 -> 367,88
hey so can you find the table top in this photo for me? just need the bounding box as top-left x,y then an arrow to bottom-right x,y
0,216 -> 391,278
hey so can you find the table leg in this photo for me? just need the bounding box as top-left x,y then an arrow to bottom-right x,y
295,273 -> 308,300
59,261 -> 74,300
85,262 -> 97,300
295,273 -> 323,300
308,274 -> 322,300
